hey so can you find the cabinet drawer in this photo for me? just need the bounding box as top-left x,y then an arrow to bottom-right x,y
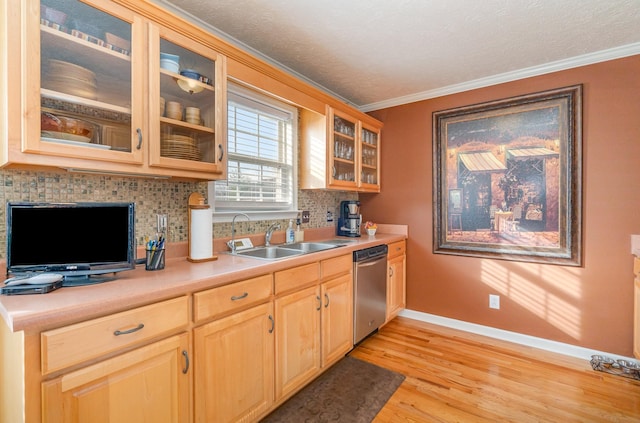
321,254 -> 352,280
387,240 -> 406,259
41,296 -> 189,375
275,263 -> 319,294
193,274 -> 273,323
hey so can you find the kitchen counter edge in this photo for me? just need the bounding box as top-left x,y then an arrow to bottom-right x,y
0,233 -> 406,333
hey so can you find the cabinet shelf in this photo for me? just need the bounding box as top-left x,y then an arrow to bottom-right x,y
41,24 -> 131,69
160,117 -> 214,134
41,88 -> 131,115
334,157 -> 355,165
334,131 -> 354,141
160,69 -> 214,96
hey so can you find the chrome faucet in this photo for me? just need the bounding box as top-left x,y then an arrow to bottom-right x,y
265,222 -> 281,246
228,213 -> 250,254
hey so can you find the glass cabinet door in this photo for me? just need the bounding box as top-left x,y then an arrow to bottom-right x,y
359,123 -> 380,192
30,0 -> 143,162
149,24 -> 226,175
329,109 -> 357,189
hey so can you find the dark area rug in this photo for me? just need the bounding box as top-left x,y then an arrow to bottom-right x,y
261,355 -> 405,422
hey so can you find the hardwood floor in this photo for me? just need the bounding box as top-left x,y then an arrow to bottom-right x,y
349,317 -> 640,422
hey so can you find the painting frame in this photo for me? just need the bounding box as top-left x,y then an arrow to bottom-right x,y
433,85 -> 583,266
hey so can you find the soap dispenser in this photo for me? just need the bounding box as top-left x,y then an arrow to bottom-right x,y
286,219 -> 295,243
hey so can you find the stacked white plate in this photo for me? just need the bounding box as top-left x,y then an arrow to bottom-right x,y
43,59 -> 97,100
161,134 -> 201,161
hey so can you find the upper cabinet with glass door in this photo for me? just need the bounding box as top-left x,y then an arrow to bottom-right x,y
148,23 -> 227,177
329,109 -> 358,190
359,122 -> 380,193
28,0 -> 144,164
300,106 -> 382,192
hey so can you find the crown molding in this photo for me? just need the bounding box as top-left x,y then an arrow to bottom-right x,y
359,43 -> 640,112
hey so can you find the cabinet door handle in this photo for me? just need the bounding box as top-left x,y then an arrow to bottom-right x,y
389,267 -> 394,277
113,323 -> 144,336
136,128 -> 142,150
268,315 -> 275,333
324,293 -> 330,308
218,144 -> 224,161
316,295 -> 321,311
182,350 -> 189,374
231,292 -> 248,301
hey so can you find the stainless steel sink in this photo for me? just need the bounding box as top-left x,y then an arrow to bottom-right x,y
233,246 -> 304,260
231,241 -> 346,260
278,242 -> 340,253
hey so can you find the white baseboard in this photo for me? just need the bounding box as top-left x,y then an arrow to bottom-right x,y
399,309 -> 636,362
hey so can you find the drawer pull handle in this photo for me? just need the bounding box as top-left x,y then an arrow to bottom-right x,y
113,323 -> 144,336
182,350 -> 189,374
268,315 -> 275,333
136,128 -> 143,150
231,292 -> 249,301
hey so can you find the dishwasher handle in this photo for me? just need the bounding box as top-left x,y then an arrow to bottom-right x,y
356,255 -> 387,267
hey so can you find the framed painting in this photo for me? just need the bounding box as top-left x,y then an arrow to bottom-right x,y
433,85 -> 583,265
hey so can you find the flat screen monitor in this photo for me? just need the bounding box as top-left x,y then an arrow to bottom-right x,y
6,202 -> 135,286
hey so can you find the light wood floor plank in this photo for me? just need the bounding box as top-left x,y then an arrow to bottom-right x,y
349,317 -> 640,422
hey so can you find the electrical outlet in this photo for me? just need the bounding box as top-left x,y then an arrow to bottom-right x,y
301,210 -> 310,223
489,294 -> 500,309
157,214 -> 167,233
326,210 -> 334,222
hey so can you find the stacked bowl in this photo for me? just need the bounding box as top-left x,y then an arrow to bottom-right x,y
160,53 -> 180,73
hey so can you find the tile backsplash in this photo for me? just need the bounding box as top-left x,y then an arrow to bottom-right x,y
0,169 -> 356,259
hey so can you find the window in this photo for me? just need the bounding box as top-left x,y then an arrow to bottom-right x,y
210,83 -> 298,219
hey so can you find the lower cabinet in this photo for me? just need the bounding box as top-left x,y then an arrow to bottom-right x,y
42,333 -> 190,423
634,255 -> 640,359
274,284 -> 322,399
274,255 -> 353,401
194,302 -> 275,423
321,273 -> 353,367
386,240 -> 407,322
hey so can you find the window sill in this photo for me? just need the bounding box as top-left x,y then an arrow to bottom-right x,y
212,210 -> 300,223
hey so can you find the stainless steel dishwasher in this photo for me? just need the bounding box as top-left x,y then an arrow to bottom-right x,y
353,244 -> 388,344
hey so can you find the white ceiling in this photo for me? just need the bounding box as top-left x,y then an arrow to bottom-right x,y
156,0 -> 640,111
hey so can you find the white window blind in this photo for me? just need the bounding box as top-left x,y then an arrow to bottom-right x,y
213,83 -> 297,212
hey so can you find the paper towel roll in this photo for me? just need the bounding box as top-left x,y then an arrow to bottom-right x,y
189,208 -> 213,260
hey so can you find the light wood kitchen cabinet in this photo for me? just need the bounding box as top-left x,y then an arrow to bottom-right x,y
319,254 -> 353,367
42,333 -> 190,423
634,255 -> 640,359
39,296 -> 191,423
386,240 -> 406,322
274,283 -> 322,400
274,255 -> 353,400
300,106 -> 382,192
3,0 -> 226,180
320,273 -> 353,367
194,302 -> 275,423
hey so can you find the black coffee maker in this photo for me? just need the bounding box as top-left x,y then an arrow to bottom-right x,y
337,200 -> 361,237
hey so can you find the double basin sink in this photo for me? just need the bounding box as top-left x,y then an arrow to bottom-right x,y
231,240 -> 352,260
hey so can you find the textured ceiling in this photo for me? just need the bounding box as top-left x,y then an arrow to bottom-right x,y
156,0 -> 640,110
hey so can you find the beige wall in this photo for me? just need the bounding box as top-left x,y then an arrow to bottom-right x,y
362,55 -> 640,356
